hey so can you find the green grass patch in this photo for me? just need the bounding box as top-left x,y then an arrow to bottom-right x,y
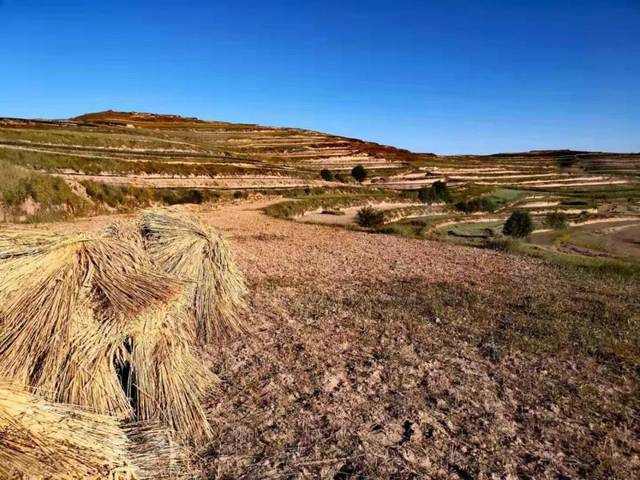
80,180 -> 220,210
263,190 -> 404,219
448,220 -> 504,238
0,161 -> 86,221
508,242 -> 640,278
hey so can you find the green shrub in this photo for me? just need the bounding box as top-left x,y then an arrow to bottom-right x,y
503,210 -> 534,238
334,173 -> 349,183
351,164 -> 368,183
544,211 -> 568,230
156,188 -> 219,205
418,185 -> 437,204
455,196 -> 498,213
418,181 -> 450,204
431,180 -> 450,202
356,206 -> 384,227
320,169 -> 334,181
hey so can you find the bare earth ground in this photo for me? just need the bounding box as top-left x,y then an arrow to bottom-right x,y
48,199 -> 640,479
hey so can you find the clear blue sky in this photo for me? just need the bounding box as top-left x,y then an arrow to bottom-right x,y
1,0 -> 638,154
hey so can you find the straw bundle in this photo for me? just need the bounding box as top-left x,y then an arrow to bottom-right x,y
0,229 -> 179,415
0,382 -> 135,480
125,422 -> 192,479
129,297 -> 215,443
104,220 -> 216,442
140,209 -> 247,342
0,209 -> 247,469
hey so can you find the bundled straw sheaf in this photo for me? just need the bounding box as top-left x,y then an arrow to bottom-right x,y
0,382 -> 135,480
0,229 -> 179,418
0,209 -> 246,474
125,422 -> 192,479
140,209 -> 247,342
104,220 -> 216,443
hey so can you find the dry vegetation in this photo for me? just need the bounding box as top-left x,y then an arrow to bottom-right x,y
22,199 -> 635,479
0,209 -> 246,478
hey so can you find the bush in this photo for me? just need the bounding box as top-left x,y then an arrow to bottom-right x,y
455,196 -> 498,213
418,181 -> 450,204
356,206 -> 384,227
334,173 -> 349,183
418,186 -> 437,204
157,189 -> 209,205
431,180 -> 450,202
320,169 -> 334,181
545,211 -> 568,230
503,210 -> 534,238
351,165 -> 368,183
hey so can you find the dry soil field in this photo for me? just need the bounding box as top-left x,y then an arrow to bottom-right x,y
44,198 -> 640,479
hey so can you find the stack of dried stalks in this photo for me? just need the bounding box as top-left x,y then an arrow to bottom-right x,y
0,382 -> 134,479
0,228 -> 178,420
140,209 -> 247,342
0,209 -> 246,474
104,220 -> 217,443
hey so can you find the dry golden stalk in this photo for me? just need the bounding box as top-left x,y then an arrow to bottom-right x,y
129,293 -> 216,444
125,422 -> 193,479
103,220 -> 216,441
0,229 -> 179,416
140,208 -> 247,342
0,382 -> 136,480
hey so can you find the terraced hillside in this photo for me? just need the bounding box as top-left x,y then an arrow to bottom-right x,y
0,111 -> 415,192
372,150 -> 640,190
1,112 -> 639,267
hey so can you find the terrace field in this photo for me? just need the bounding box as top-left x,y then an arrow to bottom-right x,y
14,198 -> 640,479
1,111 -> 639,266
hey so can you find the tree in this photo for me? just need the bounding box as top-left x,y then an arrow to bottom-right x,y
544,211 -> 568,230
320,169 -> 334,181
351,164 -> 368,183
356,206 -> 384,227
503,210 -> 534,238
455,197 -> 497,213
418,186 -> 437,204
431,180 -> 450,202
418,181 -> 450,204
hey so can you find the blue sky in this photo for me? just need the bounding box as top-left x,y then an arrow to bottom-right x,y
0,0 -> 638,154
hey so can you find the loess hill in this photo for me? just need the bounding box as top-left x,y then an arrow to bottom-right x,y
1,110 -> 639,222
